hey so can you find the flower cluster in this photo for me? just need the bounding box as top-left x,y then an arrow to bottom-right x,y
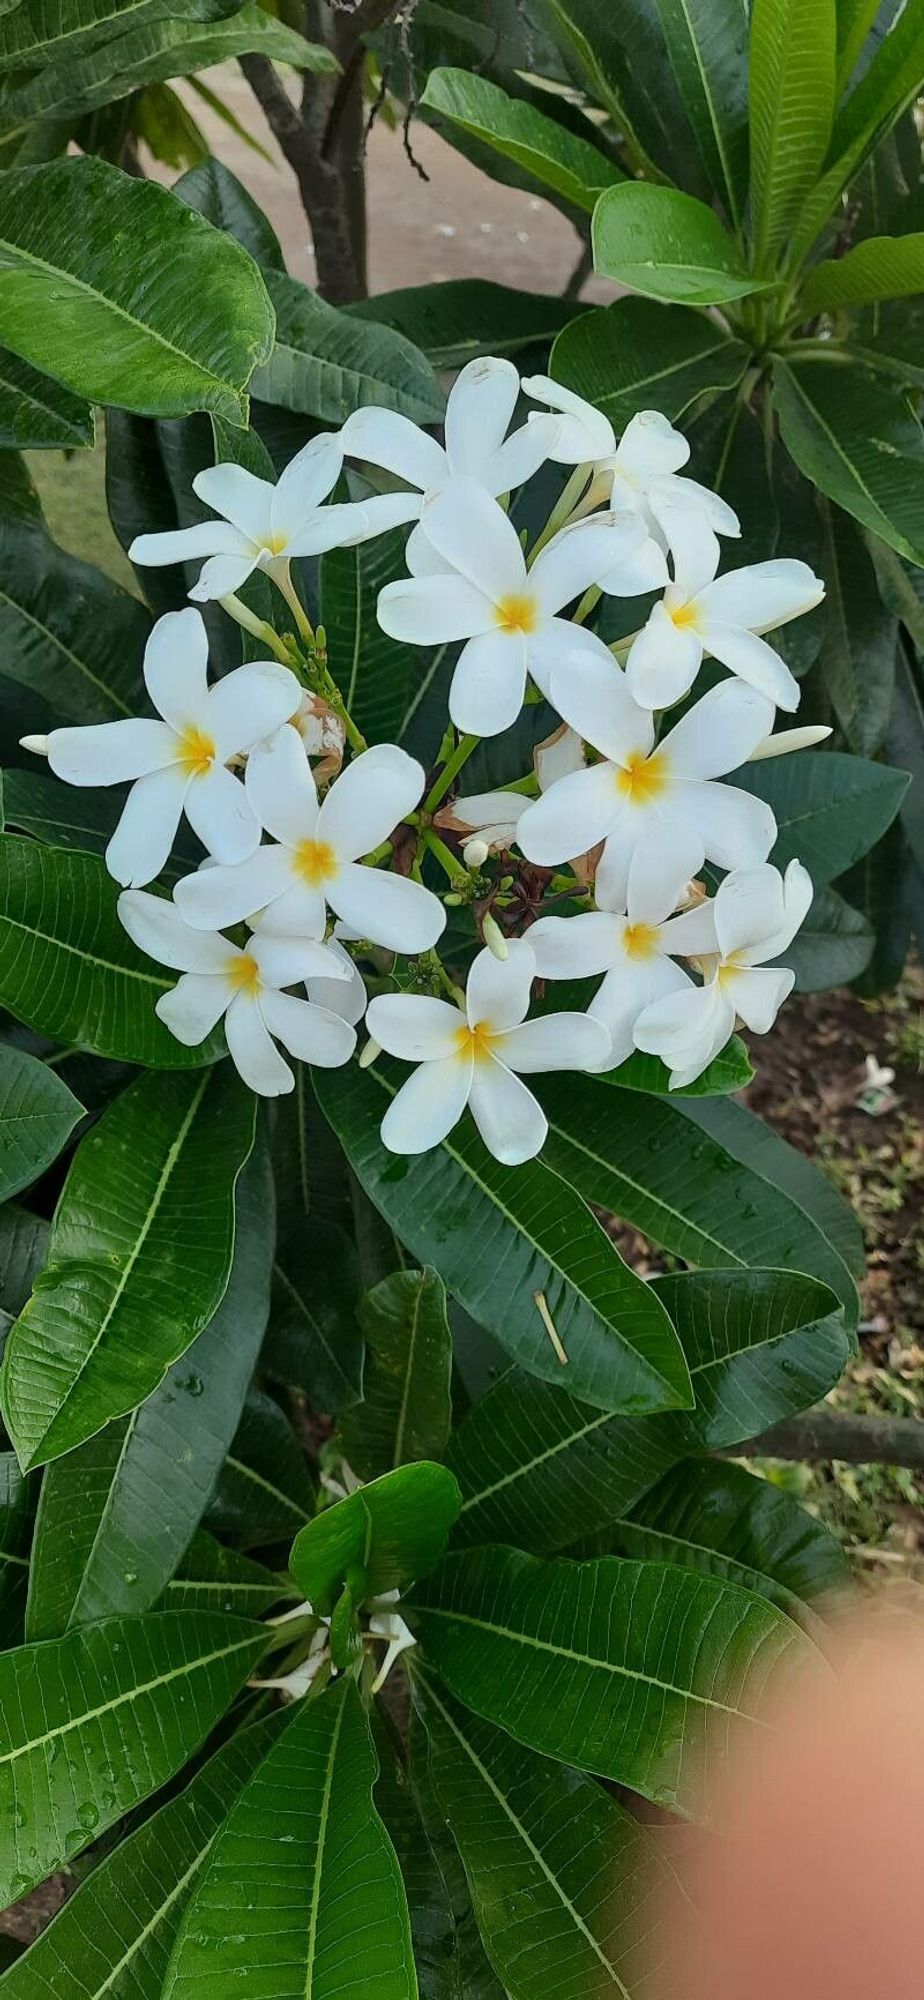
22,357 -> 827,1163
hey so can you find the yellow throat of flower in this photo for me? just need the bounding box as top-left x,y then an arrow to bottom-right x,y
667,598 -> 701,632
615,747 -> 668,804
494,593 -> 539,636
454,1020 -> 499,1063
622,921 -> 660,960
226,952 -> 262,995
176,725 -> 216,777
294,838 -> 338,887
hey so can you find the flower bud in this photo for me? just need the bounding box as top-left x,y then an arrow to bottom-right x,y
482,912 -> 508,960
463,836 -> 490,868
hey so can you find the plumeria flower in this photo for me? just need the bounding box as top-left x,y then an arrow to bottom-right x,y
21,608 -> 300,888
365,938 -> 609,1164
633,860 -> 813,1088
251,912 -> 368,1027
128,433 -> 407,604
625,544 -> 824,713
118,889 -> 357,1096
522,383 -> 740,580
437,724 -> 585,863
175,727 -> 445,955
376,478 -> 663,736
518,649 -> 778,911
529,848 -> 719,1068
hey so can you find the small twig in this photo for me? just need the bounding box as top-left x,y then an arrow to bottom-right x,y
563,237 -> 593,299
534,1290 -> 568,1365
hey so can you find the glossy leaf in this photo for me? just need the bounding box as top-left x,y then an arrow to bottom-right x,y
0,1711 -> 289,2000
290,1460 -> 461,1614
413,1670 -> 685,2000
651,0 -> 749,226
1,767 -> 199,884
422,66 -> 622,212
784,882 -> 873,990
0,1452 -> 32,1637
205,1386 -> 315,1549
164,1679 -> 415,1998
2,1064 -> 256,1470
678,1093 -> 864,1278
0,0 -> 241,72
0,156 -> 273,422
174,154 -> 286,270
320,527 -> 422,747
538,0 -> 704,189
271,1062 -> 353,1238
790,0 -> 924,262
601,1036 -> 752,1095
0,509 -> 149,722
339,1268 -> 453,1481
0,1043 -> 82,1201
733,748 -> 908,882
748,0 -> 836,268
819,503 -> 896,754
25,1138 -> 274,1636
593,182 -> 763,303
0,348 -> 92,450
264,1217 -> 363,1416
0,1202 -> 49,1318
408,1545 -> 811,1815
253,270 -> 444,425
550,295 -> 747,432
0,1609 -> 267,1905
315,1061 -> 692,1418
163,1531 -> 290,1618
804,230 -> 924,310
446,1267 -> 850,1553
348,278 -> 587,368
774,356 -> 924,564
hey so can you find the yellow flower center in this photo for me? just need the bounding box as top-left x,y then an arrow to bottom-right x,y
622,921 -> 659,960
718,951 -> 746,988
494,593 -> 539,635
667,599 -> 701,631
454,1020 -> 499,1063
176,725 -> 215,777
294,837 -> 339,887
263,533 -> 288,558
614,748 -> 669,804
226,952 -> 262,994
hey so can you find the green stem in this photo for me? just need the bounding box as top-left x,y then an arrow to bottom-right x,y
527,464 -> 594,565
272,560 -> 315,647
220,593 -> 298,669
421,827 -> 462,880
423,732 -> 479,813
572,583 -> 601,626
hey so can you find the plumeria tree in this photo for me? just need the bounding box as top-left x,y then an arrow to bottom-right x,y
0,4 -> 919,1994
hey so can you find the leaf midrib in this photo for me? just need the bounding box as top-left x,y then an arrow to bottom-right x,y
0,575 -> 136,717
0,1629 -> 259,1768
304,1692 -> 346,2000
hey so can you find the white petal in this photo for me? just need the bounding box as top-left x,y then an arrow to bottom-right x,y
286,503 -> 371,558
449,632 -> 527,736
483,414 -> 562,495
678,780 -> 777,870
699,623 -> 800,712
184,763 -> 259,865
661,681 -> 776,781
656,898 -> 719,957
728,964 -> 794,1034
330,863 -> 445,953
47,718 -> 176,788
304,939 -> 367,1026
420,478 -> 525,603
189,554 -> 259,602
549,645 -> 654,766
380,1055 -> 473,1154
356,491 -> 424,535
156,971 -> 231,1045
633,978 -> 732,1073
466,937 -> 535,1032
317,744 -> 424,861
272,432 -> 343,533
518,762 -> 621,867
531,513 -> 646,616
697,558 -> 824,634
105,766 -> 188,888
118,889 -> 234,973
589,955 -> 692,1067
249,933 -> 346,989
245,725 -> 319,848
175,843 -> 296,930
258,989 -> 356,1067
528,910 -> 622,978
616,410 -> 690,480
535,723 -> 585,790
713,863 -> 786,962
445,356 -> 519,476
624,829 -> 706,925
597,530 -> 670,597
665,473 -> 739,537
366,993 -> 464,1060
224,991 -> 293,1095
193,464 -> 273,543
521,374 -> 614,461
142,607 -> 210,729
451,788 -> 525,837
129,521 -> 250,568
377,574 -> 493,645
340,406 -> 447,492
497,1011 -> 610,1074
748,724 -> 832,760
406,521 -> 454,576
526,618 -> 615,705
207,662 -> 302,761
649,498 -> 719,599
594,822 -> 644,913
251,879 -> 327,939
468,1060 -> 547,1165
626,601 -> 702,709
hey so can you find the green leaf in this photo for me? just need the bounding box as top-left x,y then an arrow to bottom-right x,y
421,66 -> 622,212
25,1138 -> 274,1637
174,154 -> 286,270
0,0 -> 241,73
803,230 -> 924,309
0,1452 -> 32,1638
0,1608 -> 266,1905
446,1267 -> 849,1553
290,1460 -> 461,1614
0,1044 -> 82,1201
784,881 -> 873,989
1,768 -> 198,883
550,295 -> 748,432
2,1064 -> 256,1471
314,1061 -> 693,1418
347,278 -> 587,367
651,0 -> 750,227
408,1545 -> 812,1816
748,0 -> 837,269
163,1531 -> 290,1618
413,1670 -> 685,2000
597,1458 -> 851,1620
164,1679 -> 416,2000
252,269 -> 444,425
0,1202 -> 49,1318
883,629 -> 924,876
818,502 -> 896,753
0,509 -> 149,722
339,1268 -> 453,1481
536,0 -> 705,189
774,355 -> 924,564
387,1705 -> 507,2000
593,181 -> 764,303
320,528 -> 421,747
271,1062 -> 353,1238
678,1092 -> 864,1278
0,447 -> 41,521
732,748 -> 909,881
0,156 -> 274,422
0,347 -> 93,449
205,1386 -> 315,1549
790,0 -> 924,263
0,838 -> 224,1065
264,1217 -> 363,1415
0,1711 -> 289,2000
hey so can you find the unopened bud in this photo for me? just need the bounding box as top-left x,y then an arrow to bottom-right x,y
359,1037 -> 382,1069
444,892 -> 463,907
20,733 -> 48,757
482,913 -> 508,960
463,836 -> 490,869
748,724 -> 832,762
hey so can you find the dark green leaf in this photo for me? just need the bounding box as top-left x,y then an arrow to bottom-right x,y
271,1062 -> 353,1237
1,767 -> 199,883
163,1531 -> 290,1618
883,629 -> 924,874
651,0 -> 749,226
819,502 -> 896,753
348,279 -> 588,368
732,748 -> 908,881
774,356 -> 924,564
0,0 -> 241,73
551,295 -> 747,431
2,1064 -> 256,1470
290,1460 -> 461,1614
0,1043 -> 82,1200
421,66 -> 622,211
593,182 -> 764,303
678,1092 -> 864,1277
536,0 -> 705,189
264,1217 -> 363,1415
0,347 -> 92,449
783,881 -> 873,989
205,1386 -> 315,1549
320,527 -> 420,746
748,0 -> 836,268
173,154 -> 286,269
339,1268 -> 453,1481
804,230 -> 924,309
790,0 -> 924,263
0,509 -> 149,722
0,1202 -> 49,1317
253,270 -> 444,426
0,1452 -> 32,1638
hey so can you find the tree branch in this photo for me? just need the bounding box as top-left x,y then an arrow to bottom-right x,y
728,1410 -> 924,1472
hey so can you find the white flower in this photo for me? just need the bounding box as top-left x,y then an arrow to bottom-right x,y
127,434 -> 406,603
626,546 -> 824,713
438,724 -> 585,859
24,608 -> 300,888
365,937 -> 609,1164
517,649 -> 778,910
174,726 -> 445,956
633,859 -> 813,1088
522,384 -> 740,581
376,478 -> 662,737
529,848 -> 719,1068
118,889 -> 357,1096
